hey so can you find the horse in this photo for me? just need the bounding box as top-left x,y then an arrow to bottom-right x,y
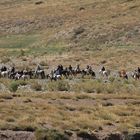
132,70 -> 140,80
34,70 -> 45,79
118,70 -> 128,79
82,65 -> 96,78
0,66 -> 7,72
47,70 -> 62,81
61,68 -> 71,78
0,66 -> 9,78
0,70 -> 10,78
19,70 -> 32,80
14,71 -> 23,80
70,64 -> 82,77
99,67 -> 110,77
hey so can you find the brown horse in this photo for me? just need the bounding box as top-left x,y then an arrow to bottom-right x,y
119,70 -> 128,79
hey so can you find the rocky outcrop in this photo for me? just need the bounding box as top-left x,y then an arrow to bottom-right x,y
77,131 -> 99,140
0,130 -> 35,140
0,130 -> 139,140
105,133 -> 124,140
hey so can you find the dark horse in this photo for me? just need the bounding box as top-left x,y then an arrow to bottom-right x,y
82,65 -> 96,78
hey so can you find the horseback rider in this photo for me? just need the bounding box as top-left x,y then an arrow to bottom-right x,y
86,65 -> 90,69
23,68 -> 28,75
68,65 -> 73,71
35,64 -> 42,73
1,66 -> 7,72
85,65 -> 91,72
56,65 -> 63,75
11,66 -> 15,73
138,67 -> 140,73
101,66 -> 105,71
75,64 -> 80,72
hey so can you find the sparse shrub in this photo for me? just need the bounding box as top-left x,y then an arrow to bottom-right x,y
9,82 -> 19,92
109,76 -> 115,83
18,80 -> 27,86
76,94 -> 91,99
12,124 -> 36,132
40,61 -> 49,66
46,82 -> 56,91
95,84 -> 103,93
6,117 -> 15,122
72,80 -> 104,93
123,79 -> 130,85
35,129 -> 69,140
9,80 -> 27,92
57,81 -> 70,91
19,49 -> 25,56
47,81 -> 70,91
98,110 -> 119,121
105,84 -> 115,94
1,57 -> 10,63
31,82 -> 42,91
0,94 -> 13,100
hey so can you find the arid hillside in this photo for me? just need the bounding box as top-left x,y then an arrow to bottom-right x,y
0,0 -> 140,69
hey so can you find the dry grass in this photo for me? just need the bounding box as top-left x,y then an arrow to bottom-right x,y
0,0 -> 140,70
0,91 -> 139,134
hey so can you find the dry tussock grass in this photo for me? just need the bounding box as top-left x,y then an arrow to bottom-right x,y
0,91 -> 139,133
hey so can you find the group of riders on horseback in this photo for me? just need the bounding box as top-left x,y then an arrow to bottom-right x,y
48,64 -> 96,80
0,64 -> 140,81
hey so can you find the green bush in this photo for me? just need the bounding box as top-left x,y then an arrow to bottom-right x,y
9,80 -> 27,92
9,82 -> 20,92
109,76 -> 115,83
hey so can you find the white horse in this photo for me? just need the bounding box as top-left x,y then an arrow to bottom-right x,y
99,68 -> 110,77
14,73 -> 21,80
0,70 -> 9,78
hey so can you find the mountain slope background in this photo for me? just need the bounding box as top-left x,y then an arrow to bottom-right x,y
0,0 -> 140,69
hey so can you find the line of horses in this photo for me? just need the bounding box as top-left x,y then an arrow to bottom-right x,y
0,64 -> 140,81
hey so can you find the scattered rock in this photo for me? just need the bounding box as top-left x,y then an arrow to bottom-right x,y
73,26 -> 85,36
64,130 -> 73,136
35,1 -> 44,5
77,131 -> 99,140
102,102 -> 113,106
106,132 -> 124,140
23,98 -> 32,103
100,60 -> 107,64
132,133 -> 140,140
126,133 -> 140,140
79,7 -> 85,11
